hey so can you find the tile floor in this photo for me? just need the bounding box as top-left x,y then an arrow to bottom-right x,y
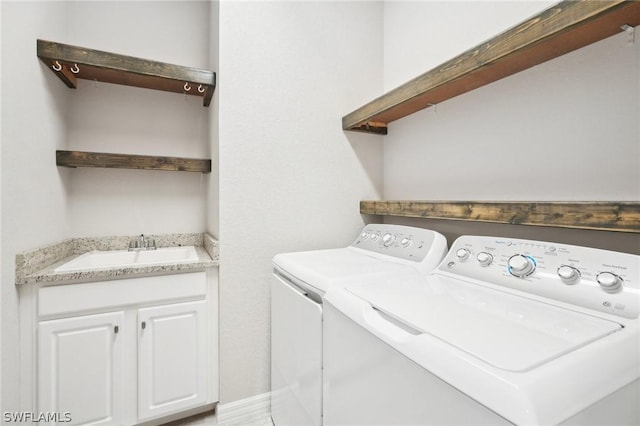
163,411 -> 217,425
164,410 -> 274,426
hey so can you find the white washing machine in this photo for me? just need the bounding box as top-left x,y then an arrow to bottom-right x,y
271,224 -> 448,426
324,235 -> 639,425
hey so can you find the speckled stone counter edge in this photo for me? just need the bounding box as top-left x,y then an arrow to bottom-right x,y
16,232 -> 219,285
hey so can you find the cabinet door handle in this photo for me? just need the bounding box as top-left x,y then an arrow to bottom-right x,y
114,325 -> 119,334
141,321 -> 146,330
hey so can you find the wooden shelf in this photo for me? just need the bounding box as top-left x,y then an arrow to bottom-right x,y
37,39 -> 216,107
344,0 -> 640,134
56,150 -> 211,173
360,201 -> 640,233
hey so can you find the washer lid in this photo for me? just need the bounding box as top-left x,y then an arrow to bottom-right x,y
345,275 -> 622,372
273,248 -> 414,293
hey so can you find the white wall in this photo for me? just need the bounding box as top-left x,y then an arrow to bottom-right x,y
383,1 -> 638,201
64,1 -> 211,237
383,1 -> 555,90
207,0 -> 220,239
0,0 -> 3,412
216,1 -> 383,403
1,1 -> 70,413
381,2 -> 640,251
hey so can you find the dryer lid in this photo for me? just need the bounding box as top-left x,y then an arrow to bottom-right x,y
345,275 -> 622,372
273,248 -> 415,293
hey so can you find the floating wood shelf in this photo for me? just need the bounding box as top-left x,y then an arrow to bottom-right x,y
360,201 -> 640,233
56,150 -> 211,173
37,39 -> 216,107
344,0 -> 640,134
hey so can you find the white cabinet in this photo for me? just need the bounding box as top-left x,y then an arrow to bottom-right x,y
32,271 -> 217,426
138,301 -> 208,421
38,311 -> 125,426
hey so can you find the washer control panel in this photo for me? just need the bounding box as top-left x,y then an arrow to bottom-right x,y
438,236 -> 639,319
351,224 -> 447,271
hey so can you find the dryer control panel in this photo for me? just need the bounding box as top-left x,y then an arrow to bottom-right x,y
438,236 -> 639,319
351,224 -> 447,273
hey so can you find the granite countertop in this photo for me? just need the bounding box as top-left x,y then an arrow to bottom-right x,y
16,232 -> 219,285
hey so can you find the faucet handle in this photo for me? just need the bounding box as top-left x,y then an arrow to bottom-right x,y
128,234 -> 155,250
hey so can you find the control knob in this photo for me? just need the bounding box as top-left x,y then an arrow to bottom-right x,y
401,237 -> 413,248
557,265 -> 580,284
596,272 -> 622,293
476,252 -> 493,266
456,248 -> 471,261
508,254 -> 536,277
382,233 -> 396,247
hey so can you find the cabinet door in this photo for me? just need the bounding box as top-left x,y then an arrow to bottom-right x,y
137,300 -> 208,421
38,311 -> 125,426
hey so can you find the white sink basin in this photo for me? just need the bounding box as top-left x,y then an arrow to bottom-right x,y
54,246 -> 199,272
136,246 -> 199,264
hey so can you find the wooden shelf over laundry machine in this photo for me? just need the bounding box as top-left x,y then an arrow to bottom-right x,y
360,201 -> 640,233
343,0 -> 640,135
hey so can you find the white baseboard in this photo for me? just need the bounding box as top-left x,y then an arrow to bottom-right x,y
216,392 -> 272,426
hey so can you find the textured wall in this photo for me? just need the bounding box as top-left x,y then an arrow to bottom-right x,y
216,1 -> 383,403
383,1 -> 555,90
1,1 -> 70,413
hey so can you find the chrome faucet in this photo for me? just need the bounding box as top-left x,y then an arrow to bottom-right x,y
128,234 -> 157,251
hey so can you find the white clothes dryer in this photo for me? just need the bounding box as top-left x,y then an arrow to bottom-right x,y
323,236 -> 639,425
271,224 -> 447,426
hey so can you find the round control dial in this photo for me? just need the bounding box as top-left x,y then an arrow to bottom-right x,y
401,237 -> 413,248
508,254 -> 536,277
382,233 -> 396,247
456,248 -> 471,261
596,272 -> 622,293
476,252 -> 493,267
557,265 -> 580,284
